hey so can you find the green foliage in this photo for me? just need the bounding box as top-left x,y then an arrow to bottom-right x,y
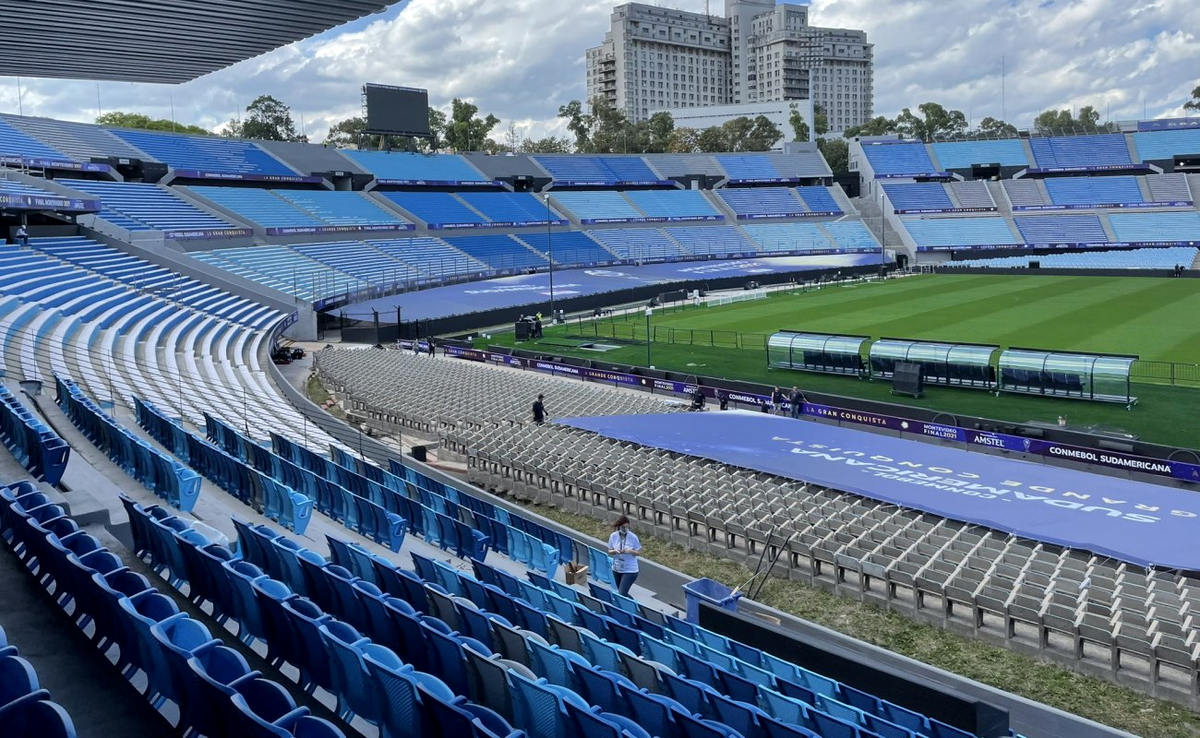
519,136 -> 573,153
976,116 -> 1019,138
1184,84 -> 1200,111
666,127 -> 700,153
95,111 -> 209,136
788,103 -> 810,143
817,137 -> 849,172
1033,104 -> 1113,134
225,95 -> 302,141
443,98 -> 500,152
558,99 -> 593,152
843,115 -> 897,138
555,98 -> 678,154
813,104 -> 829,137
323,116 -> 382,149
894,102 -> 968,142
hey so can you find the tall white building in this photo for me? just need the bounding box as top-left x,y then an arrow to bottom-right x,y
585,0 -> 873,132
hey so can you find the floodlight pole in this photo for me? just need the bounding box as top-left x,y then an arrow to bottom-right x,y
645,307 -> 653,367
544,194 -> 555,322
879,187 -> 886,271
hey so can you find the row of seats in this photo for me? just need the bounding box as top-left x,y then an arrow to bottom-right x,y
1002,174 -> 1193,209
189,186 -> 410,231
0,480 -> 345,738
56,377 -> 200,512
949,246 -> 1199,270
0,384 -> 70,485
0,626 -> 77,737
59,179 -> 237,233
900,210 -> 1200,251
136,398 -> 314,535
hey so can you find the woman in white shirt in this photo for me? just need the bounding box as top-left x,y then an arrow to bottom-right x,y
607,515 -> 643,597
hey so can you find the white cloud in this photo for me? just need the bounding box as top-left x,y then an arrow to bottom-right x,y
0,0 -> 1197,143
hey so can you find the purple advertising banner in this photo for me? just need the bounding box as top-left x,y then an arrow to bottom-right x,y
1026,164 -> 1150,174
894,207 -> 997,215
264,224 -> 413,236
445,346 -> 1200,485
164,227 -> 254,240
664,215 -> 724,222
1137,119 -> 1200,132
727,178 -> 801,185
172,169 -> 324,184
0,156 -> 111,173
738,211 -> 841,220
1013,201 -> 1194,212
0,193 -> 101,212
374,179 -> 501,187
874,172 -> 951,179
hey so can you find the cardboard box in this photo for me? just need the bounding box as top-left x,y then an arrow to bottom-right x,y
564,562 -> 589,585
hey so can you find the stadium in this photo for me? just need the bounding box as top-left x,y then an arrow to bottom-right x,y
2,2 -> 1200,738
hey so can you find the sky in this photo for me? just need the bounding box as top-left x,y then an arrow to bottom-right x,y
0,0 -> 1197,143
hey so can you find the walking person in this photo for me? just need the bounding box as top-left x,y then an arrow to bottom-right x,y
788,386 -> 806,419
771,386 -> 785,416
532,394 -> 547,425
716,388 -> 729,411
608,515 -> 642,597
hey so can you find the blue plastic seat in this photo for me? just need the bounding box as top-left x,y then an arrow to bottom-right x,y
361,646 -> 426,738
509,670 -> 577,738
282,597 -> 335,694
423,621 -> 472,695
0,695 -> 78,738
318,619 -> 373,723
116,591 -> 186,703
148,616 -> 220,706
0,654 -> 40,707
320,565 -> 365,630
227,677 -> 308,737
252,577 -> 298,667
223,559 -> 270,644
621,685 -> 688,738
185,645 -> 262,737
290,715 -> 347,738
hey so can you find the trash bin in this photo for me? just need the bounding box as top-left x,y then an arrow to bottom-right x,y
682,577 -> 742,624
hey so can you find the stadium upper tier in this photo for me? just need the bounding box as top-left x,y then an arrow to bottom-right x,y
534,155 -> 663,184
457,191 -> 564,225
189,187 -> 411,232
860,142 -> 941,177
716,186 -> 844,219
343,151 -> 492,184
1,114 -> 148,162
1029,134 -> 1133,170
1134,128 -> 1200,161
0,117 -> 67,161
901,217 -> 1022,250
623,189 -> 723,220
1014,214 -> 1109,243
930,139 -> 1032,170
550,190 -> 645,222
950,246 -> 1198,270
110,129 -> 298,176
377,191 -> 490,228
58,179 -> 239,233
714,152 -> 831,181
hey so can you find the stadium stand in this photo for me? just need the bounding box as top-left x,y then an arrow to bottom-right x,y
108,129 -> 298,176
947,180 -> 997,209
1044,176 -> 1143,207
516,231 -> 617,265
1133,128 -> 1200,162
457,191 -> 563,225
646,153 -> 727,179
860,141 -> 940,176
368,236 -> 489,281
902,217 -> 1022,250
341,150 -> 492,183
931,139 -> 1032,170
950,246 -> 1198,270
1146,173 -> 1194,204
550,190 -> 644,222
1108,211 -> 1200,244
1015,214 -> 1109,244
1003,178 -> 1051,209
190,246 -> 358,301
794,185 -> 844,214
534,154 -> 662,184
273,190 -> 408,228
58,179 -> 239,233
623,189 -> 723,220
663,225 -> 757,256
590,228 -> 690,260
441,234 -> 547,270
715,154 -> 783,181
376,191 -> 488,228
743,222 -> 835,253
2,114 -> 150,162
823,220 -> 882,251
883,182 -> 955,212
716,186 -> 807,218
0,619 -> 78,736
1028,134 -> 1132,170
290,241 -> 421,285
188,186 -> 326,229
0,118 -> 68,161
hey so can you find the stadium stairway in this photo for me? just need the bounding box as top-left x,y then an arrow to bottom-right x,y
853,195 -> 905,251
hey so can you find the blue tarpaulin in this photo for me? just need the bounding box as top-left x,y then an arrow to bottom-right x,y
560,411 -> 1200,571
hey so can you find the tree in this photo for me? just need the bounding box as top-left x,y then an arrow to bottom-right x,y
644,112 -> 675,153
558,100 -> 594,153
746,115 -> 783,151
1185,85 -> 1200,111
323,116 -> 383,149
519,136 -> 572,153
503,122 -> 521,153
813,104 -> 829,137
788,103 -> 810,143
95,111 -> 209,136
666,127 -> 700,153
443,98 -> 500,152
817,138 -> 849,172
228,95 -> 301,141
427,108 -> 447,151
696,125 -> 728,153
977,116 -> 1018,138
843,115 -> 897,138
588,96 -> 634,153
1033,105 -> 1109,134
721,117 -> 756,151
894,102 -> 968,142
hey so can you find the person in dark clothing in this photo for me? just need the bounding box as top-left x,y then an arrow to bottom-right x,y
689,386 -> 706,411
788,386 -> 806,419
532,394 -> 547,425
770,386 -> 785,416
716,389 -> 729,411
427,338 -> 436,356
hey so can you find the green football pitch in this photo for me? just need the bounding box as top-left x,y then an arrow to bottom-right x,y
484,274 -> 1200,448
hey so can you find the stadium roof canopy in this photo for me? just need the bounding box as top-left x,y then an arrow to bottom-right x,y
1,0 -> 396,84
